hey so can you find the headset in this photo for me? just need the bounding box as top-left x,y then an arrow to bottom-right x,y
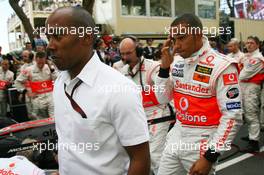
121,35 -> 143,58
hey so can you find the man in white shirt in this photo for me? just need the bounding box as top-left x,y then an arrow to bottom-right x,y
46,6 -> 150,175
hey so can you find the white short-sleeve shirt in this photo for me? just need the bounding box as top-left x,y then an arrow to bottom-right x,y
53,53 -> 149,175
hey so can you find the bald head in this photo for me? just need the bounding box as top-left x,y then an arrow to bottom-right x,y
120,38 -> 137,49
119,38 -> 138,67
228,38 -> 240,54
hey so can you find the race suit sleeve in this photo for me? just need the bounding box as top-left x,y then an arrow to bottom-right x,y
14,68 -> 30,91
154,68 -> 174,104
207,64 -> 243,155
239,57 -> 263,80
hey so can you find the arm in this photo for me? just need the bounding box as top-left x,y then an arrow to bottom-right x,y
14,69 -> 29,92
239,57 -> 263,80
124,142 -> 150,175
154,39 -> 175,104
190,64 -> 243,175
110,81 -> 150,174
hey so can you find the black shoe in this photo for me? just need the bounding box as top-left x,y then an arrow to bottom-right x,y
241,135 -> 250,141
244,140 -> 259,153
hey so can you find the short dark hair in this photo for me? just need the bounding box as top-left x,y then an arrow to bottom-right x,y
36,51 -> 46,58
171,13 -> 203,32
247,36 -> 260,45
51,6 -> 96,42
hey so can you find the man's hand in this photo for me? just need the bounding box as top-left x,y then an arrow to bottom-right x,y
189,156 -> 213,175
124,142 -> 150,175
160,38 -> 174,69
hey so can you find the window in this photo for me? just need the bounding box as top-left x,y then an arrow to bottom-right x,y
175,0 -> 195,17
197,0 -> 216,19
121,0 -> 146,16
150,0 -> 172,17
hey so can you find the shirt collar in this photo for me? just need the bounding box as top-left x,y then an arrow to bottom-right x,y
63,52 -> 100,87
184,36 -> 211,64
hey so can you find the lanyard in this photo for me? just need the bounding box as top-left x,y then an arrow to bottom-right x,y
64,79 -> 87,118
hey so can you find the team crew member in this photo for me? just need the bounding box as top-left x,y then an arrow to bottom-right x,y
227,38 -> 244,70
14,51 -> 57,120
0,156 -> 45,175
0,60 -> 14,118
46,7 -> 150,175
239,36 -> 264,152
155,14 -> 242,175
118,36 -> 173,174
17,50 -> 35,118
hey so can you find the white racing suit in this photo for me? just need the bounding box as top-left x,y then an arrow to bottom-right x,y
119,58 -> 173,174
227,50 -> 244,70
0,69 -> 14,118
156,37 -> 243,175
15,64 -> 57,120
239,49 -> 264,141
0,156 -> 45,175
260,81 -> 264,129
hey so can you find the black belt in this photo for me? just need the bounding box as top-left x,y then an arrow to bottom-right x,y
147,115 -> 175,125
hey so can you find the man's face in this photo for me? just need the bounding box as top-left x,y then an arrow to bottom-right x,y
46,12 -> 83,71
21,51 -> 30,63
36,57 -> 46,69
171,23 -> 202,58
246,39 -> 259,53
25,43 -> 32,51
227,43 -> 237,53
1,61 -> 9,71
119,42 -> 137,65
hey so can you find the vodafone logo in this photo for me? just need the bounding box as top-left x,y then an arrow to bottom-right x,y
179,97 -> 189,111
41,82 -> 47,88
223,73 -> 238,86
228,74 -> 235,81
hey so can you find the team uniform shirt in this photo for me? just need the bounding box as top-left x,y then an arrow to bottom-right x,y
53,53 -> 149,175
0,156 -> 45,175
239,49 -> 264,141
0,69 -> 14,100
227,51 -> 244,70
15,64 -> 57,119
239,49 -> 264,84
156,36 -> 243,175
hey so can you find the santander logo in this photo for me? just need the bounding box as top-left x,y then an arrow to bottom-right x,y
175,80 -> 209,94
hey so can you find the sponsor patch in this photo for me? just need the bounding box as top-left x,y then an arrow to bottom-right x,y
172,63 -> 184,77
226,102 -> 241,110
172,68 -> 183,77
223,73 -> 238,85
199,55 -> 215,66
226,88 -> 239,99
195,65 -> 213,75
193,73 -> 210,83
